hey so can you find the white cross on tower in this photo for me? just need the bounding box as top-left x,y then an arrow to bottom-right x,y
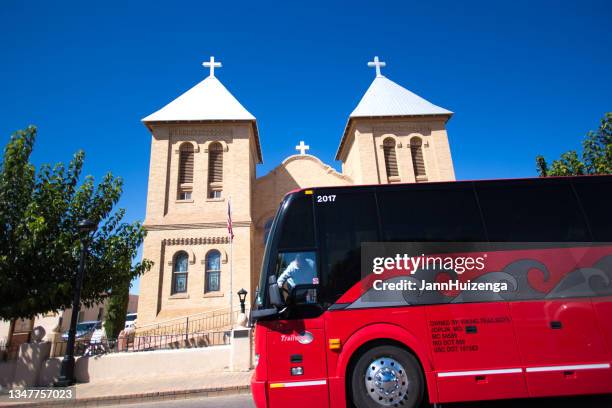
203,56 -> 222,77
295,141 -> 310,155
367,56 -> 386,77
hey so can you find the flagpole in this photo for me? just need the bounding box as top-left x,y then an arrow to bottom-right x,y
229,196 -> 234,327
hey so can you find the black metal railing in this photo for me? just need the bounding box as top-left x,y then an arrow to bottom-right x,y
49,329 -> 231,358
137,308 -> 245,337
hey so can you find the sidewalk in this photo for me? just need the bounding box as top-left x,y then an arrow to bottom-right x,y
0,371 -> 252,407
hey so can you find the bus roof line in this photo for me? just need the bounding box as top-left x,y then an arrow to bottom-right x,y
283,174 -> 611,198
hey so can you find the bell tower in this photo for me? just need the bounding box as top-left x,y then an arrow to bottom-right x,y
138,57 -> 262,326
337,57 -> 455,184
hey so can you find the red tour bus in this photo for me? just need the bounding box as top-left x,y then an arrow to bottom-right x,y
250,175 -> 612,408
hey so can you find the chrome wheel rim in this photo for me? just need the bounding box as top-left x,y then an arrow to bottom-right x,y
364,356 -> 409,407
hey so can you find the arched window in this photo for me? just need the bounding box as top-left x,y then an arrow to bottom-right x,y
205,250 -> 221,292
208,142 -> 223,198
382,138 -> 399,181
172,251 -> 189,294
410,137 -> 427,181
178,143 -> 194,200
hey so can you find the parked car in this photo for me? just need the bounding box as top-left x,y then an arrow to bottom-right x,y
61,320 -> 101,341
124,313 -> 137,329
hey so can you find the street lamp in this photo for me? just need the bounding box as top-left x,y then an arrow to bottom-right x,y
55,219 -> 97,387
237,288 -> 247,314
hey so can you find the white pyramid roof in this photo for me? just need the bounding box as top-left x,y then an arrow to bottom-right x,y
142,71 -> 262,163
336,75 -> 452,160
350,76 -> 452,118
142,75 -> 255,122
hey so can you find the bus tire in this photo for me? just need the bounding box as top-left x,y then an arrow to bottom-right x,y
350,345 -> 424,408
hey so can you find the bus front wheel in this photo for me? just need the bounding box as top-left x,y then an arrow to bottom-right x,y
350,345 -> 424,408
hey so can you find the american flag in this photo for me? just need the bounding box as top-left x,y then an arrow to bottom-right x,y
227,198 -> 234,241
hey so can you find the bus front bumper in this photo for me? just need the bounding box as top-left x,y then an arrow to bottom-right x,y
251,378 -> 267,408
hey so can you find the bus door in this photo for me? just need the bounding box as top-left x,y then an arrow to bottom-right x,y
265,193 -> 330,407
265,313 -> 329,408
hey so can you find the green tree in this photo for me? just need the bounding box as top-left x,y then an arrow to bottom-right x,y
536,113 -> 612,176
0,126 -> 152,320
104,280 -> 130,339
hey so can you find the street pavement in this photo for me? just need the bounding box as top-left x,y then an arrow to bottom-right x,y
72,371 -> 252,400
111,393 -> 612,407
108,394 -> 253,408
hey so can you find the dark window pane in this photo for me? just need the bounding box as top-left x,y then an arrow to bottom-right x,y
206,250 -> 221,271
204,250 -> 221,293
316,191 -> 379,304
172,252 -> 189,294
573,177 -> 612,241
173,273 -> 187,293
174,252 -> 188,272
278,195 -> 315,250
206,271 -> 220,292
378,184 -> 486,242
476,179 -> 590,242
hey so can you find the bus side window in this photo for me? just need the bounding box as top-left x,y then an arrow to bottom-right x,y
377,185 -> 486,242
275,251 -> 318,291
476,180 -> 590,242
315,191 -> 379,305
572,177 -> 612,241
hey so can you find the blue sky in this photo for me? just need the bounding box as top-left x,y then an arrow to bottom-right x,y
1,1 -> 611,294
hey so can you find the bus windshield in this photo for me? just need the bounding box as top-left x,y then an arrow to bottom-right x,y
255,192 -> 317,308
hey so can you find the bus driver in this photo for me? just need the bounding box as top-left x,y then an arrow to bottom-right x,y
277,252 -> 317,290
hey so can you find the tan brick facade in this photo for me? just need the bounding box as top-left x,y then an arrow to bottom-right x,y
338,117 -> 456,184
137,80 -> 456,327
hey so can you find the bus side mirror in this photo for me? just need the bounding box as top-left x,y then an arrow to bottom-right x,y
268,275 -> 285,308
289,284 -> 319,305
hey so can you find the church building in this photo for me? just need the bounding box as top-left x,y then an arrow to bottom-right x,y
137,56 -> 456,327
